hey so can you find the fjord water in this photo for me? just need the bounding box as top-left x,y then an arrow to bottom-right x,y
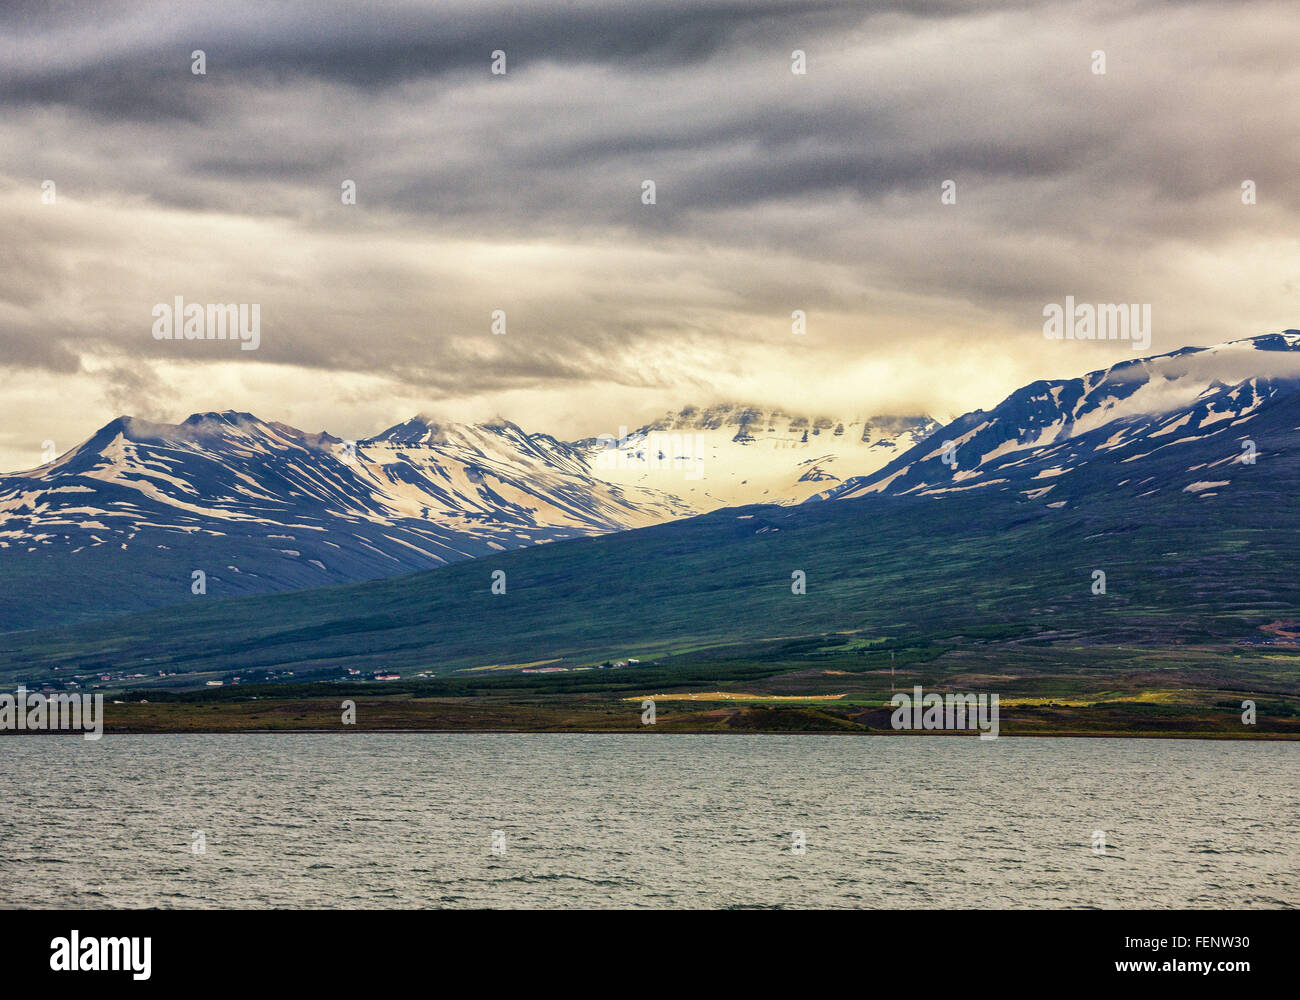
2,734 -> 1296,908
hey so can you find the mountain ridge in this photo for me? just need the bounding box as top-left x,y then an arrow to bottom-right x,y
820,331 -> 1300,504
3,331 -> 1297,634
0,400 -> 934,629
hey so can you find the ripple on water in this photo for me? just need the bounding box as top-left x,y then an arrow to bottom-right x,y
1,733 -> 1297,908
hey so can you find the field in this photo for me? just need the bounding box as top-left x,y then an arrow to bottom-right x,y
2,488 -> 1297,738
19,630 -> 1292,738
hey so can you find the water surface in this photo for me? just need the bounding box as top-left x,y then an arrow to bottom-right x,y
1,734 -> 1296,908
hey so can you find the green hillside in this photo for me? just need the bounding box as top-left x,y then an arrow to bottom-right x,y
3,489 -> 1297,691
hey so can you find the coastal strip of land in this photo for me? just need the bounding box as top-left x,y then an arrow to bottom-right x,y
3,687 -> 1295,738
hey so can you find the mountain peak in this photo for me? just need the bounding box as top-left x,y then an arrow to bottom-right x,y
366,414 -> 530,447
1245,330 -> 1300,351
180,409 -> 262,426
826,327 -> 1300,504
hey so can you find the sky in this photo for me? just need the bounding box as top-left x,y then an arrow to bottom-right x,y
2,0 -> 1299,472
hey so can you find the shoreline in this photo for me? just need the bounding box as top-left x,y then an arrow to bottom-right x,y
4,728 -> 1297,741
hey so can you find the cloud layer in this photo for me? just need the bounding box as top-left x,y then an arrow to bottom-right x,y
2,0 -> 1299,470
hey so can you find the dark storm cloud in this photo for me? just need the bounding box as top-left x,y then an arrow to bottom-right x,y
0,0 -> 903,120
1,0 -> 1298,422
9,0 -> 1288,233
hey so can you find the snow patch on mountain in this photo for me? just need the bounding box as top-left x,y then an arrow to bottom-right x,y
577,404 -> 938,510
825,332 -> 1300,503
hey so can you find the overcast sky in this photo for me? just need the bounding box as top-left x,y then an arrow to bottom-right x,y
2,0 -> 1299,471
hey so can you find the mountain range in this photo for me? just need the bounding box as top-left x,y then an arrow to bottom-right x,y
1,331 -> 1297,673
0,403 -> 933,629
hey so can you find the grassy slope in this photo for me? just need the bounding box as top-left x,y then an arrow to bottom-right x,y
2,488 -> 1297,688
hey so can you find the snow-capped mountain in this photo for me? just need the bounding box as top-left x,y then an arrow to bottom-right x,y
4,330 -> 1297,632
822,332 -> 1300,505
0,411 -> 688,578
577,404 -> 939,509
356,416 -> 692,532
0,405 -> 931,628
